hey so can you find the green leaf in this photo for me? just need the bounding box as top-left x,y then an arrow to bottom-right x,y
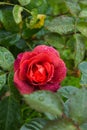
44,112 -> 57,120
8,70 -> 21,100
18,0 -> 31,6
20,118 -> 47,130
22,27 -> 40,39
13,5 -> 23,24
80,123 -> 87,130
63,36 -> 75,60
64,100 -> 70,117
57,86 -> 79,98
66,34 -> 86,67
65,0 -> 81,16
24,90 -> 64,117
0,8 -> 19,32
74,34 -> 85,67
78,61 -> 87,86
0,47 -> 14,71
42,118 -> 77,130
47,16 -> 74,35
47,0 -> 68,15
66,88 -> 87,124
0,31 -> 20,46
0,71 -> 6,91
14,39 -> 27,49
0,97 -> 21,130
79,9 -> 87,18
77,22 -> 87,37
79,0 -> 87,5
79,61 -> 87,74
44,33 -> 65,49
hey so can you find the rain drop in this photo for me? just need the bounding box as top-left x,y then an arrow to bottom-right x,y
5,54 -> 9,59
39,96 -> 44,101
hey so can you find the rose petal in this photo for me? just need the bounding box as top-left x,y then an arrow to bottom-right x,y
33,45 -> 60,57
33,45 -> 60,67
21,53 -> 51,70
14,70 -> 34,94
19,60 -> 29,80
14,53 -> 23,72
43,62 -> 54,81
52,58 -> 67,83
20,52 -> 36,64
40,83 -> 60,92
19,53 -> 51,80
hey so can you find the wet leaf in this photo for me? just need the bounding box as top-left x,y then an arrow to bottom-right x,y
47,16 -> 74,35
74,34 -> 85,67
0,71 -> 6,91
24,90 -> 64,117
66,88 -> 87,124
0,47 -> 14,71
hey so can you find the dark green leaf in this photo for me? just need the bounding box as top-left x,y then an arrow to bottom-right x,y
0,9 -> 19,32
0,71 -> 6,91
13,5 -> 23,24
8,70 -> 21,100
47,16 -> 75,35
22,27 -> 40,39
0,47 -> 14,71
44,33 -> 65,49
0,97 -> 21,130
24,90 -> 64,117
14,39 -> 27,49
20,118 -> 47,130
0,30 -> 20,46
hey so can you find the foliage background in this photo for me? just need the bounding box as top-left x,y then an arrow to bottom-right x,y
0,0 -> 87,130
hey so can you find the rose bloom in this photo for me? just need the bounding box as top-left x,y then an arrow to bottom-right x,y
14,45 -> 67,94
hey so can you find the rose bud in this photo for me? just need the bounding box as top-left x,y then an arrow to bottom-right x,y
14,45 -> 67,94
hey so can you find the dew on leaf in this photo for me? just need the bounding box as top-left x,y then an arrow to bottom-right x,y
39,96 -> 44,101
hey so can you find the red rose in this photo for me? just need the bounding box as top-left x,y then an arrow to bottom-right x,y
14,45 -> 67,94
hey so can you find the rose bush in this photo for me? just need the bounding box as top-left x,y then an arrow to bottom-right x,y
14,45 -> 67,94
